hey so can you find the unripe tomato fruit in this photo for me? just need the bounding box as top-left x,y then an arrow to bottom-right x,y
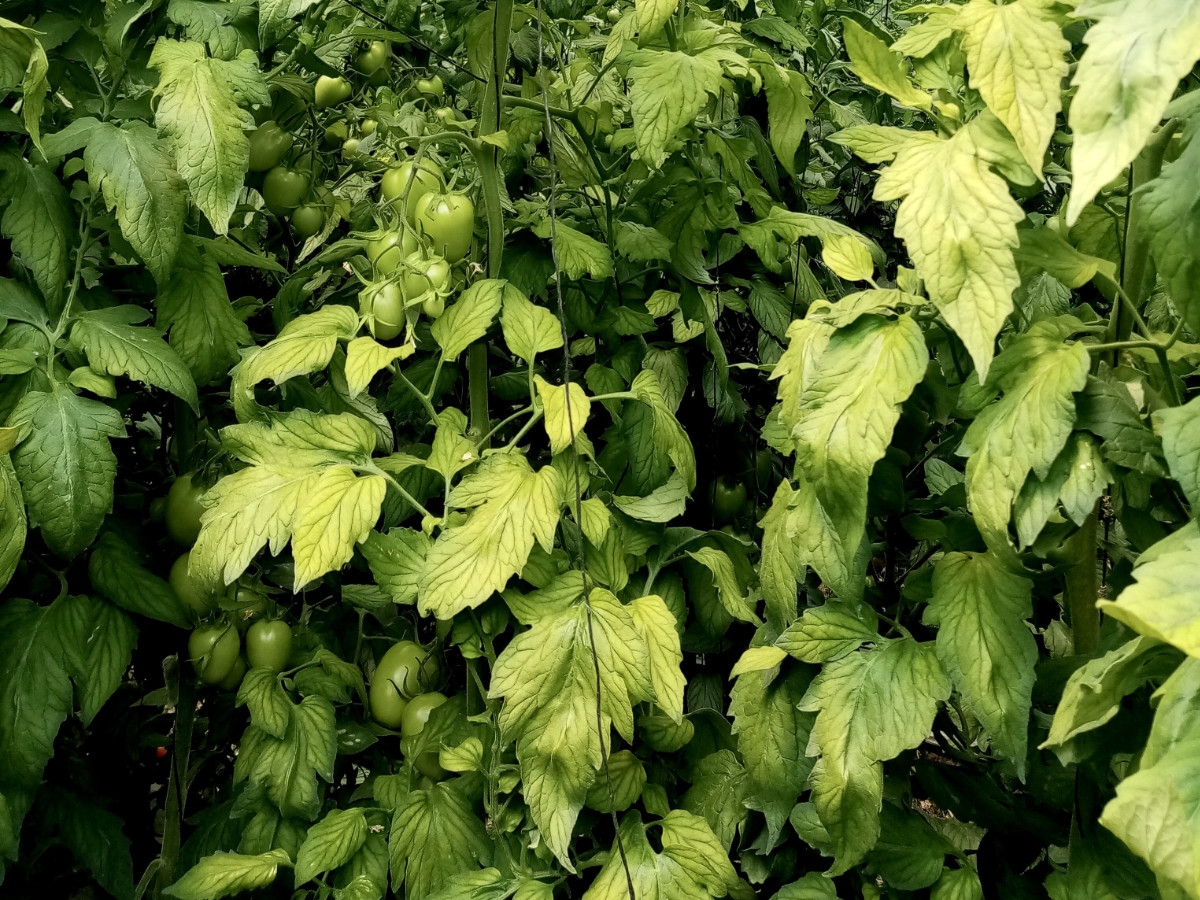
381,159 -> 444,223
422,294 -> 445,318
166,473 -> 207,545
414,192 -> 474,262
366,283 -> 405,340
711,476 -> 748,524
170,551 -> 217,616
247,121 -> 293,172
291,203 -> 325,238
360,118 -> 378,136
189,624 -> 240,684
324,120 -> 349,147
401,253 -> 451,302
416,76 -> 444,98
607,7 -> 622,22
218,655 -> 247,691
356,40 -> 389,76
367,229 -> 419,274
262,166 -> 310,216
434,107 -> 458,126
246,620 -> 293,673
342,137 -> 362,159
314,75 -> 352,108
374,641 -> 433,699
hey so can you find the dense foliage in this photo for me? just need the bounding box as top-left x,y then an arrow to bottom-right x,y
2,0 -> 1200,898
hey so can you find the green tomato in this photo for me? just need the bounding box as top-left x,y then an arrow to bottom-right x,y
218,655 -> 248,691
189,624 -> 241,684
262,166 -> 310,216
416,76 -> 444,98
380,159 -> 444,222
246,620 -> 293,673
366,229 -> 419,274
433,107 -> 458,126
414,192 -> 474,263
401,253 -> 451,302
752,450 -> 773,490
711,476 -> 748,524
166,473 -> 207,545
365,282 -> 404,340
373,641 -> 433,700
422,294 -> 445,318
170,551 -> 217,616
324,120 -> 349,147
247,121 -> 293,173
291,203 -> 325,238
402,691 -> 451,779
315,75 -> 352,109
607,6 -> 622,22
369,679 -> 409,728
360,118 -> 378,136
356,40 -> 389,76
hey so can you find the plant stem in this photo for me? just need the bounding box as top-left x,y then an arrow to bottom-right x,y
1064,505 -> 1100,656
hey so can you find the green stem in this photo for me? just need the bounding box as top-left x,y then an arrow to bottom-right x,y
1107,122 -> 1177,351
465,0 -> 515,444
1064,507 -> 1100,656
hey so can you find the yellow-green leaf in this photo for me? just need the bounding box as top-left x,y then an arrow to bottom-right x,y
956,0 -> 1069,173
535,376 -> 591,454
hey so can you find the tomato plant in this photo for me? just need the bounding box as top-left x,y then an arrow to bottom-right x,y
3,1 -> 1200,899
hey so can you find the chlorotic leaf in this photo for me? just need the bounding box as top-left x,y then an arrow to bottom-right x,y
8,384 -> 125,558
730,666 -> 816,851
779,315 -> 927,598
870,114 -> 1027,378
500,287 -> 563,363
956,0 -> 1069,173
431,279 -> 508,360
420,454 -> 562,618
1066,0 -> 1200,224
164,849 -> 292,900
925,552 -> 1036,773
959,328 -> 1090,556
627,48 -> 726,169
535,376 -> 591,454
799,640 -> 951,873
777,603 -> 879,664
83,121 -> 187,283
1098,524 -> 1200,657
635,0 -> 677,40
148,40 -> 268,233
1154,396 -> 1200,510
842,18 -> 931,110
